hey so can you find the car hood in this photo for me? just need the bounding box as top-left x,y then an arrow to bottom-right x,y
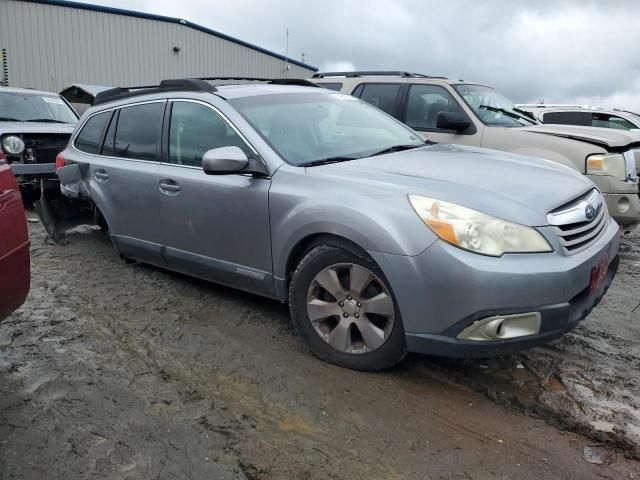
306,143 -> 595,226
0,122 -> 76,135
520,124 -> 640,148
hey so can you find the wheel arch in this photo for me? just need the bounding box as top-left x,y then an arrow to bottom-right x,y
284,233 -> 370,286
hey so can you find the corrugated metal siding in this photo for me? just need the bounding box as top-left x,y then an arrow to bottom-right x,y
0,0 -> 315,92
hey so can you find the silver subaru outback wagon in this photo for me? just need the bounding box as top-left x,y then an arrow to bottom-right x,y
52,78 -> 620,371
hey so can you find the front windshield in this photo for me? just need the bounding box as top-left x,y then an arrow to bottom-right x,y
0,92 -> 78,123
452,84 -> 537,127
229,92 -> 424,165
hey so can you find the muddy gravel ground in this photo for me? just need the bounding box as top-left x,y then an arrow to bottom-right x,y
1,220 -> 640,479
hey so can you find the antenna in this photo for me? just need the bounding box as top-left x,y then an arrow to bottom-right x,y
283,28 -> 290,75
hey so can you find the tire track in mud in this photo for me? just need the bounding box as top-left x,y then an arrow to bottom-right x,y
1,221 -> 639,479
413,230 -> 640,458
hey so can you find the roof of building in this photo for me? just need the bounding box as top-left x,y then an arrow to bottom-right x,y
25,0 -> 318,72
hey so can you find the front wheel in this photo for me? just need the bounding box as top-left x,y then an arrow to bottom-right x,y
289,245 -> 407,371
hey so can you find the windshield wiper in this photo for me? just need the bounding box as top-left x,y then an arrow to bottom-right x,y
368,143 -> 425,157
25,118 -> 68,123
479,105 -> 535,124
512,107 -> 537,122
299,156 -> 360,167
0,117 -> 22,122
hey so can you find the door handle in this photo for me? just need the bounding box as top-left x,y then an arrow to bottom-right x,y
94,169 -> 109,181
158,180 -> 181,195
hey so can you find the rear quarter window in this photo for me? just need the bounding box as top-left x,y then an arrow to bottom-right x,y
74,111 -> 110,154
542,111 -> 590,126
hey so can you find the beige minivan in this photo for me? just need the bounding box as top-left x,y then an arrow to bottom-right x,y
312,72 -> 640,230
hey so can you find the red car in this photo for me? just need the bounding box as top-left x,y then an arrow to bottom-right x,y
0,160 -> 30,320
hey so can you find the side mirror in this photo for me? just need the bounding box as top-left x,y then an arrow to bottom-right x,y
202,146 -> 249,175
436,111 -> 472,132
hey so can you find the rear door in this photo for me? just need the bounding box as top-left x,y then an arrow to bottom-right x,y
0,162 -> 30,320
156,99 -> 273,296
73,101 -> 166,264
351,83 -> 405,120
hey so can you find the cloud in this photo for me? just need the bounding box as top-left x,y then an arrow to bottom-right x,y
79,0 -> 640,111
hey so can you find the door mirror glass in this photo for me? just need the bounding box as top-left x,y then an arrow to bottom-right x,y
436,111 -> 472,132
202,146 -> 249,175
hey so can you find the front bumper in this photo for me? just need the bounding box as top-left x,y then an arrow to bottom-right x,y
10,162 -> 56,176
369,217 -> 620,358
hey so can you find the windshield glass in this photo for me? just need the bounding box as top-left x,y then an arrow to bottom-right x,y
0,92 -> 78,123
229,92 -> 423,165
452,84 -> 537,127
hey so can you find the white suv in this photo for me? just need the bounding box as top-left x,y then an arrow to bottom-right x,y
518,104 -> 640,131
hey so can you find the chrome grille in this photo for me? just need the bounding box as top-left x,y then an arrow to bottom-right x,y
547,189 -> 608,255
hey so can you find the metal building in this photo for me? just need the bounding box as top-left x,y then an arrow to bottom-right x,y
0,0 -> 317,92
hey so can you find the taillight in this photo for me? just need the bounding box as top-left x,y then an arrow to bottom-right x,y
55,152 -> 65,170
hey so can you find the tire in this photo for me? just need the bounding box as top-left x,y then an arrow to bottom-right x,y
289,244 -> 407,371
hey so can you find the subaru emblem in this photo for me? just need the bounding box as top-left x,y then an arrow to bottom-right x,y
585,204 -> 596,220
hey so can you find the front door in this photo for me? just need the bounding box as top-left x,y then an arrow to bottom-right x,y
403,84 -> 482,146
157,100 -> 273,296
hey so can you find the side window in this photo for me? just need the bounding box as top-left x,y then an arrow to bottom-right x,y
114,102 -> 164,161
354,84 -> 401,117
318,83 -> 343,92
169,101 -> 252,167
591,113 -> 635,130
542,111 -> 590,126
75,111 -> 109,154
406,84 -> 465,130
101,110 -> 117,156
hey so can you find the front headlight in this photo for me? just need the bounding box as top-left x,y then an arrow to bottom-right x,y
408,195 -> 552,257
2,135 -> 25,155
586,153 -> 626,180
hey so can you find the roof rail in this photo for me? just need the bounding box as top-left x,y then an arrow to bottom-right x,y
195,77 -> 320,88
92,77 -> 320,106
516,103 -> 604,110
93,78 -> 216,106
312,71 -> 448,79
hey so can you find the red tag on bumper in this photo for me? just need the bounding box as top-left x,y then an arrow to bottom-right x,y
589,255 -> 609,294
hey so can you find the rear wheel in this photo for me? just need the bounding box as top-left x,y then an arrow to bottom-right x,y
289,245 -> 406,371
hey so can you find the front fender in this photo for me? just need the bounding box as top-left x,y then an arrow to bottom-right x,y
269,168 -> 437,280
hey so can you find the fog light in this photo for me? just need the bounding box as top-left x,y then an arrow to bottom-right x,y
457,312 -> 541,341
617,197 -> 630,213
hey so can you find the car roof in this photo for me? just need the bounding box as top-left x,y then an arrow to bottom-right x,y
214,83 -> 327,99
524,106 -> 635,117
311,72 -> 484,87
0,86 -> 61,97
90,78 -> 327,108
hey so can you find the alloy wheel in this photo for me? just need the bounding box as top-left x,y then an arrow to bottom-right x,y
306,263 -> 395,354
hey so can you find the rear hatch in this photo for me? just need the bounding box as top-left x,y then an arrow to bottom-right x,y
0,162 -> 30,320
